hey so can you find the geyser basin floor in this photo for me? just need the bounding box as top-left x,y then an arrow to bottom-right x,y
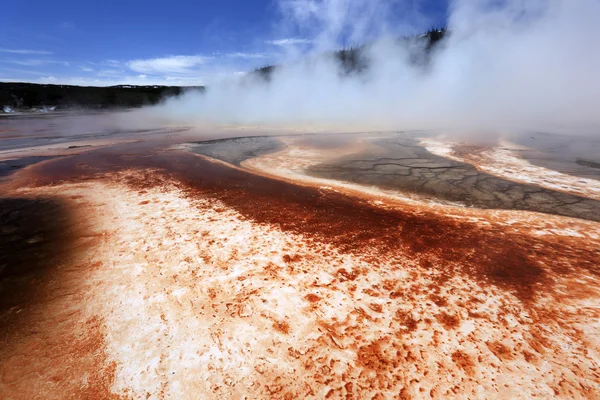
1,123 -> 599,399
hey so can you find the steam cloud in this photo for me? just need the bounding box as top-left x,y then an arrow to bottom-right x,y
150,0 -> 600,135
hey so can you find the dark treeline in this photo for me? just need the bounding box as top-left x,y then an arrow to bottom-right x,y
0,83 -> 204,110
255,27 -> 447,80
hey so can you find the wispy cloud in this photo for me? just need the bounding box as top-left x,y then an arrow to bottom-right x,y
266,38 -> 312,46
0,48 -> 53,55
223,52 -> 270,59
127,55 -> 210,75
0,59 -> 69,67
104,60 -> 121,67
2,50 -> 273,86
0,67 -> 51,76
97,69 -> 123,77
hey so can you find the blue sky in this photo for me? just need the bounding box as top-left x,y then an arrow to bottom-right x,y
0,0 -> 448,86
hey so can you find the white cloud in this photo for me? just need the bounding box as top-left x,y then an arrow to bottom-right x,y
127,55 -> 210,74
224,52 -> 269,59
0,48 -> 53,55
1,59 -> 68,67
0,66 -> 53,76
97,69 -> 122,77
266,38 -> 312,46
1,49 -> 275,86
104,60 -> 121,67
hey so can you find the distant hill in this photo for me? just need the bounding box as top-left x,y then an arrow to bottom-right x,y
1,28 -> 446,111
0,82 -> 204,111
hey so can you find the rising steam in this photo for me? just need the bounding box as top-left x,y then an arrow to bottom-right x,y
149,0 -> 600,135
